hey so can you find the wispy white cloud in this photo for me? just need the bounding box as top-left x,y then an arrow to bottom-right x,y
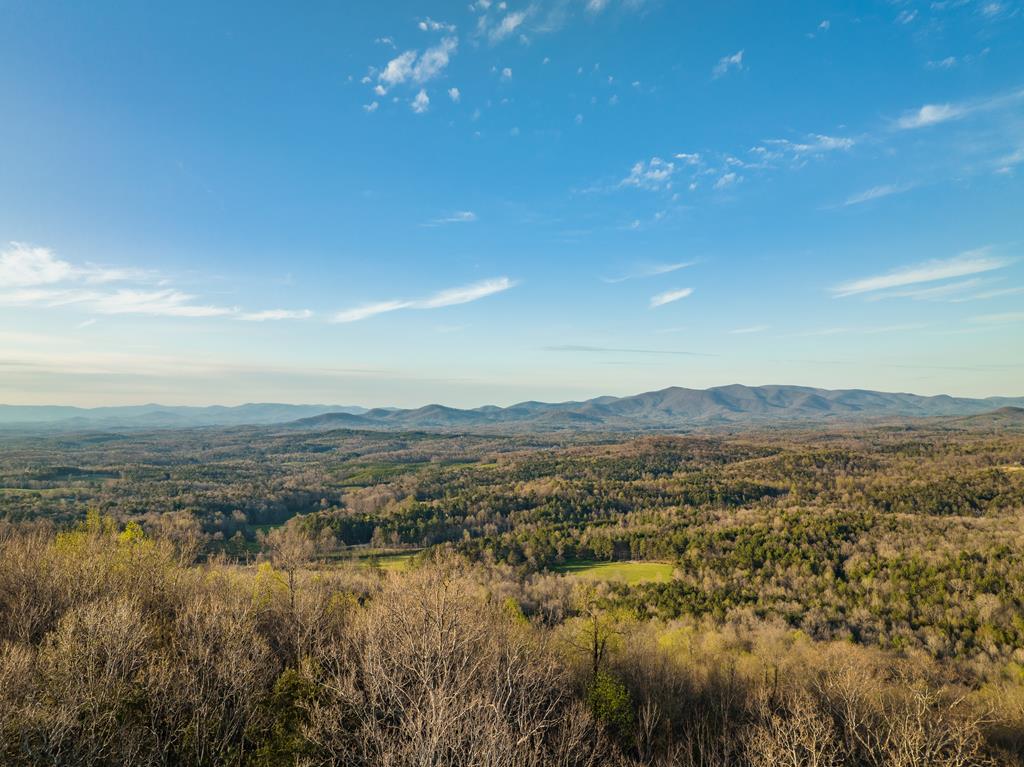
378,51 -> 417,89
995,147 -> 1024,174
712,50 -> 744,78
0,243 -> 74,286
895,87 -> 1024,130
843,183 -> 914,206
448,87 -> 461,102
332,300 -> 413,324
604,125 -> 852,205
0,288 -> 77,308
896,103 -> 965,130
0,242 -> 301,320
411,88 -> 430,113
807,19 -> 831,37
729,325 -> 769,334
375,37 -> 458,95
470,0 -> 646,42
418,17 -> 456,32
416,277 -> 514,308
414,37 -> 458,81
950,286 -> 1024,302
674,152 -> 702,165
237,309 -> 313,321
0,286 -> 235,318
621,157 -> 676,190
489,11 -> 528,42
602,261 -> 696,283
865,277 -> 987,301
970,311 -> 1024,324
756,134 -> 855,162
650,287 -> 693,307
714,172 -> 739,189
85,289 -> 234,317
864,280 -> 1024,305
807,135 -> 854,151
832,248 -> 1013,297
332,277 -> 516,323
0,243 -> 151,288
429,210 -> 477,225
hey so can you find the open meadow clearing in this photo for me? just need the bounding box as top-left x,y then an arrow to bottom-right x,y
553,559 -> 675,584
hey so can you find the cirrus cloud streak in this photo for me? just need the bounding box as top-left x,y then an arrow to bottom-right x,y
332,277 -> 516,323
650,287 -> 694,307
832,249 -> 1013,298
0,242 -> 311,321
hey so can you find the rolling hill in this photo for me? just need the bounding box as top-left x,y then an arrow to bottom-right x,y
3,385 -> 1023,433
284,385 -> 1024,433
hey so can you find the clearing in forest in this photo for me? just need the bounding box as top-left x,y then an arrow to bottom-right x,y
553,559 -> 675,584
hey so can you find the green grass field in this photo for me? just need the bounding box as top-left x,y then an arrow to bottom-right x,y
353,550 -> 419,572
367,552 -> 416,571
338,463 -> 424,487
553,559 -> 675,585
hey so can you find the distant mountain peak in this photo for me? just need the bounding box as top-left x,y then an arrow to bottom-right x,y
3,385 -> 1022,433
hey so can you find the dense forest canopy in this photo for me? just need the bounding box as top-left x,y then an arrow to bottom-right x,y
2,416 -> 1024,764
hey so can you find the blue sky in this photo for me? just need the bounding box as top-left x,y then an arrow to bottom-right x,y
1,0 -> 1022,407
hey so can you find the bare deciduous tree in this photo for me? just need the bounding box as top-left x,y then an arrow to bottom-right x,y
261,522 -> 316,610
301,567 -> 612,767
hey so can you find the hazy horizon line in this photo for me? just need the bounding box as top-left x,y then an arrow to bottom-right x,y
3,381 -> 1024,413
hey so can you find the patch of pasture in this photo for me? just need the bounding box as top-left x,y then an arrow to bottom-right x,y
553,559 -> 675,585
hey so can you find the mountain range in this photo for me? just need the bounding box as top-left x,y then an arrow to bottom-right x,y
3,385 -> 1023,433
0,403 -> 370,430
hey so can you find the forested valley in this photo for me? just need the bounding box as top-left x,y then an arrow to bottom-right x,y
2,415 -> 1024,765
